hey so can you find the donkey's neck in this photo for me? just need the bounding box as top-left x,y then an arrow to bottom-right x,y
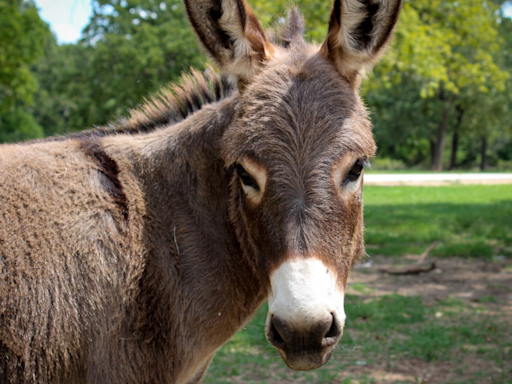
103,97 -> 265,378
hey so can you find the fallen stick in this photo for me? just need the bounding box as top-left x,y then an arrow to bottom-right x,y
378,262 -> 436,275
417,241 -> 439,264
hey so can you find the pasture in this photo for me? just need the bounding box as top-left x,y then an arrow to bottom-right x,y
204,185 -> 512,383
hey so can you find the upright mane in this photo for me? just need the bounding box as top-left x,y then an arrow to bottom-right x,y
30,68 -> 233,143
105,67 -> 232,137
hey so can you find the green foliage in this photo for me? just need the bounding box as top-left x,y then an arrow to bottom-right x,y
375,0 -> 508,96
29,35 -> 95,136
28,0 -> 207,137
0,0 -> 49,112
250,0 -> 331,42
364,0 -> 511,169
1,0 -> 512,168
0,107 -> 44,142
80,0 -> 205,123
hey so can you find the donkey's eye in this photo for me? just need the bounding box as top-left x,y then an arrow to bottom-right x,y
235,163 -> 260,191
344,161 -> 364,183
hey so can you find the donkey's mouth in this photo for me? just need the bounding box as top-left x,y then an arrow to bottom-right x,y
265,313 -> 343,370
269,338 -> 339,371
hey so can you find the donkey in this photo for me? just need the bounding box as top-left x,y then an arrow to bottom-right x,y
0,0 -> 401,382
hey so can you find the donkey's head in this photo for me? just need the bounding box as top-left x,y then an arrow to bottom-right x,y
186,0 -> 401,371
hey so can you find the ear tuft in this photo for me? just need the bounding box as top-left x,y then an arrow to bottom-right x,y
185,0 -> 274,88
321,0 -> 402,85
281,8 -> 305,48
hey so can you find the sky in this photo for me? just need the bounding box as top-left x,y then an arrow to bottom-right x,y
505,3 -> 512,18
34,0 -> 512,45
34,0 -> 93,44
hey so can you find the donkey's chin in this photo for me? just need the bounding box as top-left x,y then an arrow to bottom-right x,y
274,345 -> 336,371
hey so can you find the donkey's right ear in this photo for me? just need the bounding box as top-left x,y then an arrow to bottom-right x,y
185,0 -> 274,88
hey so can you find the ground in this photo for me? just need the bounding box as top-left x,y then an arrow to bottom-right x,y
204,256 -> 512,384
343,256 -> 512,384
349,255 -> 512,305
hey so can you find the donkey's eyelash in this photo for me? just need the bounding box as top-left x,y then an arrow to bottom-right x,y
343,160 -> 365,184
235,163 -> 260,191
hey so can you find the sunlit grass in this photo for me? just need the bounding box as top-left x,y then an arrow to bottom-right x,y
364,184 -> 512,259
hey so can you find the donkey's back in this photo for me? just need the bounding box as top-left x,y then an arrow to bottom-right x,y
0,140 -> 145,382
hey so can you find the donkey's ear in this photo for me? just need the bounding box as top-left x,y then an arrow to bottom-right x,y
185,0 -> 274,88
321,0 -> 402,85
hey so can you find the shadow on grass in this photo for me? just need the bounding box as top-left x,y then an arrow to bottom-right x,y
364,201 -> 512,258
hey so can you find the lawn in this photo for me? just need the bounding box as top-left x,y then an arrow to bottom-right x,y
203,184 -> 512,383
364,184 -> 512,259
204,295 -> 512,383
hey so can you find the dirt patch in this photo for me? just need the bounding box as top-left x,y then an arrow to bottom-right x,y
333,355 -> 504,384
343,256 -> 512,383
348,256 -> 512,308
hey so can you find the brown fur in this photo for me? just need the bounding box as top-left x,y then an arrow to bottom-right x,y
0,1 -> 401,382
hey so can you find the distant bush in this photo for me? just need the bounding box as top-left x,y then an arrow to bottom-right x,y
496,160 -> 512,171
370,157 -> 408,171
0,108 -> 44,143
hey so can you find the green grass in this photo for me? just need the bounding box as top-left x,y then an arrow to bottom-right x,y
363,184 -> 512,258
204,295 -> 512,383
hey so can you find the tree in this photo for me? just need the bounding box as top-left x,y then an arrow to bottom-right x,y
368,0 -> 509,170
30,0 -> 210,136
30,34 -> 96,136
0,0 -> 49,143
79,0 -> 206,125
250,0 -> 331,42
0,0 -> 49,112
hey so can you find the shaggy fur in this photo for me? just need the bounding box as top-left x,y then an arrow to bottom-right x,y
0,0 -> 401,382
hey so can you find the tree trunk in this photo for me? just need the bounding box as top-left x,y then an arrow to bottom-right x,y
449,105 -> 464,170
431,90 -> 456,171
480,136 -> 488,171
449,130 -> 459,170
431,106 -> 452,171
430,139 -> 436,169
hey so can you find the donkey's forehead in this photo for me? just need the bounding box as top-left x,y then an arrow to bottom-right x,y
224,50 -> 376,165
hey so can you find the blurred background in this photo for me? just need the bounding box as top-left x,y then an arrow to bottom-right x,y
1,0 -> 512,172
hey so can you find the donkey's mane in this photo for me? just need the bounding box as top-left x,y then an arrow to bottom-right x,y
32,68 -> 232,143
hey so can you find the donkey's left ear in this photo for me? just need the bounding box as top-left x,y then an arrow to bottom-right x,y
321,0 -> 402,86
185,0 -> 274,88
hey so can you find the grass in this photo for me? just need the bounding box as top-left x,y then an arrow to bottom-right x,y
204,296 -> 512,383
363,184 -> 512,259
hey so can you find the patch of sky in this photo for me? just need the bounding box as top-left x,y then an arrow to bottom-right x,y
34,0 -> 92,44
33,0 -> 512,46
504,3 -> 512,18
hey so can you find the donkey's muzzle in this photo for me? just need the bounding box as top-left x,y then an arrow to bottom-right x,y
265,313 -> 343,370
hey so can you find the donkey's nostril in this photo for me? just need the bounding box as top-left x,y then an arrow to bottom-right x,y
322,314 -> 342,347
267,313 -> 343,352
267,316 -> 286,349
